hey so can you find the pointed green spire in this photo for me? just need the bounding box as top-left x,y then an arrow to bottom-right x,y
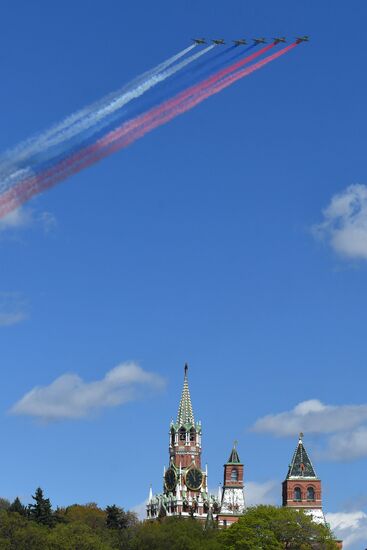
177,364 -> 195,426
227,440 -> 242,464
286,433 -> 317,479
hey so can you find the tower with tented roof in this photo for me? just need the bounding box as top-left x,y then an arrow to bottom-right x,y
146,364 -> 220,521
282,433 -> 325,524
217,441 -> 246,527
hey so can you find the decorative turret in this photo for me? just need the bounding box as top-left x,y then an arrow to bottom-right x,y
217,441 -> 245,527
282,433 -> 325,524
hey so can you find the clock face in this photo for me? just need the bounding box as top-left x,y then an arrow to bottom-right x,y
164,467 -> 176,492
185,467 -> 203,491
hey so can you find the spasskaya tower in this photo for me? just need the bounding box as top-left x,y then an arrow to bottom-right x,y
146,364 -> 220,520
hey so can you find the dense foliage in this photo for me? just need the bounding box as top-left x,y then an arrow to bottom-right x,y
0,491 -> 340,549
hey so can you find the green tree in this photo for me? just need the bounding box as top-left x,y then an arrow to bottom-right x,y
220,506 -> 339,550
130,516 -> 221,550
61,503 -> 106,530
28,487 -> 54,527
0,497 -> 10,510
46,522 -> 113,550
0,509 -> 48,549
106,505 -> 122,529
9,497 -> 27,516
106,504 -> 139,530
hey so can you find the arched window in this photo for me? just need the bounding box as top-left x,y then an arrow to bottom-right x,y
171,429 -> 175,446
294,487 -> 302,501
190,428 -> 196,442
307,486 -> 315,501
231,468 -> 238,481
179,428 -> 186,442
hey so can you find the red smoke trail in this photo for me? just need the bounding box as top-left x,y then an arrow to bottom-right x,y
0,43 -> 297,218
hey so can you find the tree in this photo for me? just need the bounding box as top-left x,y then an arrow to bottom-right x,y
9,497 -> 27,516
46,522 -> 113,550
106,504 -> 139,530
62,503 -> 106,530
28,487 -> 54,527
220,506 -> 339,550
0,509 -> 48,549
106,505 -> 122,529
130,516 -> 221,550
0,497 -> 10,510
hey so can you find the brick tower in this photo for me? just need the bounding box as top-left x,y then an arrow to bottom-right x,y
217,442 -> 246,527
282,433 -> 325,524
147,365 -> 220,520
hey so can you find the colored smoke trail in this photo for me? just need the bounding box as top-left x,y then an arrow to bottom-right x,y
0,43 -> 298,218
0,41 -> 253,197
0,44 -> 198,182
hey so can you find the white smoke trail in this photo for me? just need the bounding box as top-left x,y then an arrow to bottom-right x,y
0,44 -> 197,180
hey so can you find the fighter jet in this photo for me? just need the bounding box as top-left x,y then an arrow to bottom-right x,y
253,37 -> 266,44
233,39 -> 248,46
296,35 -> 309,43
192,38 -> 206,44
212,38 -> 225,45
273,37 -> 286,44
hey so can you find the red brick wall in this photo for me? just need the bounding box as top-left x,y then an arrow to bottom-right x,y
223,464 -> 244,487
282,479 -> 321,508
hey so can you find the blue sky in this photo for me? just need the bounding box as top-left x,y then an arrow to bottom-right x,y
1,0 -> 367,546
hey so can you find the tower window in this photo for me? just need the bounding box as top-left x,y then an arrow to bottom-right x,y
231,468 -> 238,481
179,428 -> 186,442
190,428 -> 195,442
294,487 -> 302,501
307,487 -> 315,501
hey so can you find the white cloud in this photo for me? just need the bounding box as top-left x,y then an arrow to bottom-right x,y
322,427 -> 367,462
327,511 -> 367,549
0,207 -> 33,232
0,292 -> 28,327
253,399 -> 367,437
132,499 -> 148,520
10,362 -> 165,422
0,206 -> 56,234
246,480 -> 278,506
253,400 -> 367,462
313,183 -> 367,260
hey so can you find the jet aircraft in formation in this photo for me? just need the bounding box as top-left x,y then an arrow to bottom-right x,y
233,39 -> 247,46
193,36 -> 309,45
253,37 -> 267,44
273,36 -> 286,44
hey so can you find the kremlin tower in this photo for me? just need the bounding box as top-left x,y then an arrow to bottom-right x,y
146,365 -> 221,520
217,442 -> 245,527
282,433 -> 325,524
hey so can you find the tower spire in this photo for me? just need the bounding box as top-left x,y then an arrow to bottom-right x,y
287,433 -> 317,479
177,363 -> 195,425
227,440 -> 241,464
